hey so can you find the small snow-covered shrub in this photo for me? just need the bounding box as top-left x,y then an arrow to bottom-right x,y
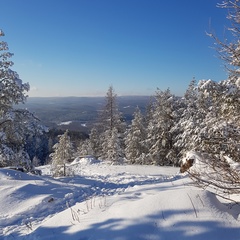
182,151 -> 240,201
180,151 -> 207,173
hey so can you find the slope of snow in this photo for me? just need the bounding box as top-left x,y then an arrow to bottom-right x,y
0,158 -> 240,240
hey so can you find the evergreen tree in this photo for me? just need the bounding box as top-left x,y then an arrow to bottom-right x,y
102,127 -> 123,164
175,77 -> 239,161
146,89 -> 176,165
0,29 -> 45,168
50,130 -> 74,176
144,97 -> 155,128
89,127 -> 101,157
174,78 -> 200,156
189,0 -> 240,200
0,30 -> 29,107
125,107 -> 147,164
99,86 -> 119,132
196,79 -> 240,160
96,86 -> 126,162
77,139 -> 93,157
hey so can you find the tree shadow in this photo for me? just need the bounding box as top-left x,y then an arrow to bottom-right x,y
1,172 -> 184,238
24,209 -> 240,240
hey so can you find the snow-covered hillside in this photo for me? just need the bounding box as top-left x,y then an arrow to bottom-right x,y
1,157 -> 240,240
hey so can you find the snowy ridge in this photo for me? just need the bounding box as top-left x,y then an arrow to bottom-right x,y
1,159 -> 240,240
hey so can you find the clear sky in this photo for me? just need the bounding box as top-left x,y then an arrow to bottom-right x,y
0,0 -> 230,97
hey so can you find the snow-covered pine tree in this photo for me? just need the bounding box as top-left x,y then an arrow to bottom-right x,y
102,127 -> 123,164
0,29 -> 45,168
188,0 -> 240,200
144,97 -> 155,128
96,86 -> 126,162
207,0 -> 240,136
98,86 -> 117,132
196,78 -> 240,161
99,86 -> 126,134
146,88 -> 177,165
88,126 -> 101,158
125,107 -> 147,164
176,77 -> 239,162
173,78 -> 202,157
77,139 -> 93,157
0,30 -> 29,107
50,130 -> 74,177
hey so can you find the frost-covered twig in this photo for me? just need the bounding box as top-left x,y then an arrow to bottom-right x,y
67,201 -> 81,223
188,157 -> 240,203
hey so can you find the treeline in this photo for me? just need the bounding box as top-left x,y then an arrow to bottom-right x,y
23,77 -> 240,167
75,80 -> 240,166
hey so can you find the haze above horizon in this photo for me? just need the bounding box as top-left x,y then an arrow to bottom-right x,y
1,0 -> 229,97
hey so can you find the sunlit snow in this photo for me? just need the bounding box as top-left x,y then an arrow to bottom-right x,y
0,156 -> 239,240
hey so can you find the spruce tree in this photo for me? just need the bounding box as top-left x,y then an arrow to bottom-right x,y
77,139 -> 93,157
0,29 -> 44,168
188,0 -> 240,200
174,78 -> 200,156
89,127 -> 101,157
96,86 -> 126,163
146,89 -> 176,165
102,127 -> 123,164
125,107 -> 147,164
50,130 -> 74,176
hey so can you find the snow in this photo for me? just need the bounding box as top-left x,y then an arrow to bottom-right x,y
58,121 -> 72,126
224,155 -> 240,170
1,157 -> 240,240
57,121 -> 87,127
236,77 -> 240,88
180,151 -> 207,166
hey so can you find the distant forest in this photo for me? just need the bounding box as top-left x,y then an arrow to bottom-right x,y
17,96 -> 151,133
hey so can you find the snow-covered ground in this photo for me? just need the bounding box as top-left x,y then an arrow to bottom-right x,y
1,157 -> 240,240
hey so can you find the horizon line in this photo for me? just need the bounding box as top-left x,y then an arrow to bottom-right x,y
27,94 -> 153,98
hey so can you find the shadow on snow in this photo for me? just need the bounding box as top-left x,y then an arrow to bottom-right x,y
24,209 -> 240,240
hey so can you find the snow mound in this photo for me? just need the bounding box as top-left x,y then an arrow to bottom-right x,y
71,156 -> 100,166
0,168 -> 41,181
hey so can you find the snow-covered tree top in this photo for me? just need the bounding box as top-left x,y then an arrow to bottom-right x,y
0,31 -> 29,106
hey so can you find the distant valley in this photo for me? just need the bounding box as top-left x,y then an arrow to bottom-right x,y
17,96 -> 151,133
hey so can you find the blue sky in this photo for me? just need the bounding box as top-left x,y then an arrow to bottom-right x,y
0,0 -> 229,97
